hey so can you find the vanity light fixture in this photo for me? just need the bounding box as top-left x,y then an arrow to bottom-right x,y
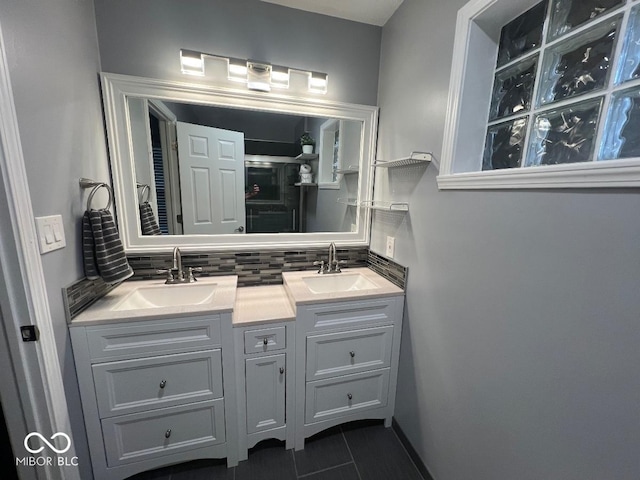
247,61 -> 272,92
228,57 -> 248,82
179,49 -> 327,94
179,49 -> 205,76
308,72 -> 328,95
270,65 -> 290,89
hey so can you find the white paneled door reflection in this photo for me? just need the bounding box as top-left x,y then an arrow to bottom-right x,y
176,122 -> 246,234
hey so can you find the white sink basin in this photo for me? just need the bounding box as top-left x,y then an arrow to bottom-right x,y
112,283 -> 217,311
302,273 -> 378,294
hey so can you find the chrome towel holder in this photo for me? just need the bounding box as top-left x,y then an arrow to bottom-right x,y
137,183 -> 151,203
80,178 -> 113,210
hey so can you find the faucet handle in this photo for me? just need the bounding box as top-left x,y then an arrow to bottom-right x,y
186,266 -> 203,282
313,260 -> 326,274
156,269 -> 175,283
335,260 -> 348,273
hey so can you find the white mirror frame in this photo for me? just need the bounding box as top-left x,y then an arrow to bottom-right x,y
100,73 -> 377,253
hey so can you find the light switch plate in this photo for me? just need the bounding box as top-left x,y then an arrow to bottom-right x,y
35,215 -> 66,254
386,236 -> 395,258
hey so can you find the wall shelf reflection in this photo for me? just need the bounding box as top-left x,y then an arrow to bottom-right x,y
360,201 -> 409,212
337,198 -> 358,206
335,166 -> 359,174
296,153 -> 319,161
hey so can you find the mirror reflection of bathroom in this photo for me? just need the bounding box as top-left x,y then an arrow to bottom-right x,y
130,97 -> 363,235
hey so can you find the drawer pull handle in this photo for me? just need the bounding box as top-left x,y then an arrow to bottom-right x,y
347,393 -> 353,400
159,380 -> 167,389
279,367 -> 285,374
263,338 -> 269,346
349,351 -> 355,358
165,429 -> 171,439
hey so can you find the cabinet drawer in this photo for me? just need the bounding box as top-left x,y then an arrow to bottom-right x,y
244,326 -> 286,354
301,297 -> 401,332
305,368 -> 390,424
93,350 -> 223,418
306,326 -> 393,381
85,316 -> 221,362
102,398 -> 225,467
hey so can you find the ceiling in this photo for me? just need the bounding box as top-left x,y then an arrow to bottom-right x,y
260,0 -> 404,26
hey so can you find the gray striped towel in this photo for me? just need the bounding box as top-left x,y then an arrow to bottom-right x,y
82,209 -> 134,284
139,202 -> 161,235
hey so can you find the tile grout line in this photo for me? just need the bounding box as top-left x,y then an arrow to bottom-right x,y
296,461 -> 355,478
390,425 -> 427,480
341,428 -> 363,480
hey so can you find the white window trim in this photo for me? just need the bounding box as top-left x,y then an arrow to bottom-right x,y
438,0 -> 640,189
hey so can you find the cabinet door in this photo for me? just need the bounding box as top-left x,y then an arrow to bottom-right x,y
245,354 -> 285,434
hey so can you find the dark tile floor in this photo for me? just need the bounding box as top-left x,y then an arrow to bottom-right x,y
129,420 -> 424,480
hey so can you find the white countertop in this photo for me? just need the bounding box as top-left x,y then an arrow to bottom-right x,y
70,276 -> 238,326
70,267 -> 404,327
282,267 -> 404,305
233,285 -> 295,327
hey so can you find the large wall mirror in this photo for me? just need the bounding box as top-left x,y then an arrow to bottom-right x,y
101,73 -> 377,253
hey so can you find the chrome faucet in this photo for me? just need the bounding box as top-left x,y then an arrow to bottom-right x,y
173,247 -> 183,281
313,243 -> 346,274
328,242 -> 337,270
157,247 -> 202,284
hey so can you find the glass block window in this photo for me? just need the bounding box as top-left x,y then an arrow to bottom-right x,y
483,118 -> 528,169
496,2 -> 546,67
482,0 -> 640,171
548,0 -> 624,40
601,85 -> 640,158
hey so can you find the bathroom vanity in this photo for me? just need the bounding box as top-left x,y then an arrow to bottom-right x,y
69,267 -> 404,479
69,276 -> 239,480
282,268 -> 404,450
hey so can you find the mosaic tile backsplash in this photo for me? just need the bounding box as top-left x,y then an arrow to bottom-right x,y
64,247 -> 407,321
127,247 -> 369,286
367,250 -> 408,289
63,277 -> 118,321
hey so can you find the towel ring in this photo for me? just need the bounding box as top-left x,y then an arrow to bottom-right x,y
137,183 -> 151,203
87,183 -> 113,211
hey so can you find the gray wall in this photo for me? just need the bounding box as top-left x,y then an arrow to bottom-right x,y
94,0 -> 382,106
0,1 -> 108,477
374,1 -> 640,479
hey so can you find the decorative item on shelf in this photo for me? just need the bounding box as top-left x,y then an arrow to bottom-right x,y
299,163 -> 313,184
300,132 -> 315,154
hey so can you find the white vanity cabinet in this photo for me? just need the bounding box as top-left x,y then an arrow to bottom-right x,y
233,286 -> 296,461
69,313 -> 238,480
282,268 -> 405,450
234,323 -> 295,459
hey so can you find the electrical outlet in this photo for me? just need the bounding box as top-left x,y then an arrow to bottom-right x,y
386,236 -> 395,258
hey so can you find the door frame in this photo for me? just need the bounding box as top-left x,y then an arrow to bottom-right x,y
0,19 -> 79,480
147,99 -> 182,235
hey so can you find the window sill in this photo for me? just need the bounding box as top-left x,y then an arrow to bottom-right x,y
437,159 -> 640,189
